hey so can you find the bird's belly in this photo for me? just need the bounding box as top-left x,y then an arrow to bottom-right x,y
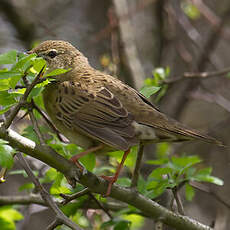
132,121 -> 156,140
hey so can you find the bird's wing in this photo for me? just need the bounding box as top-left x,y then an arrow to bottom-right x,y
55,81 -> 137,150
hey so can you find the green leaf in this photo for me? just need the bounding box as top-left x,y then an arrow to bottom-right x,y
0,50 -> 17,65
101,219 -> 130,230
146,158 -> 169,165
12,53 -> 36,72
193,167 -> 224,185
0,206 -> 23,230
43,168 -> 58,182
0,79 -> 11,91
50,185 -> 71,195
149,167 -> 173,179
0,141 -> 14,169
0,91 -> 17,106
8,170 -> 28,177
196,167 -> 212,176
0,216 -> 14,230
137,176 -> 147,194
116,178 -> 131,187
185,183 -> 195,201
79,153 -> 96,171
0,70 -> 22,80
0,104 -> 16,115
28,87 -> 43,99
194,174 -> 224,185
139,86 -> 160,98
146,180 -> 168,198
18,183 -> 35,192
171,155 -> 201,168
114,220 -> 130,230
22,125 -> 39,143
123,214 -> 144,230
181,2 -> 200,20
30,58 -> 46,73
156,143 -> 170,158
101,220 -> 116,228
44,68 -> 71,77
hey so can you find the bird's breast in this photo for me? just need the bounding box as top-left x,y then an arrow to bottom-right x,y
42,83 -> 95,149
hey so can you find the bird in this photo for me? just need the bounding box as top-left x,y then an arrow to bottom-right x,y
28,40 -> 222,196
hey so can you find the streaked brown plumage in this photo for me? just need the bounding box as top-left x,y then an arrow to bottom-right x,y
29,40 -> 222,194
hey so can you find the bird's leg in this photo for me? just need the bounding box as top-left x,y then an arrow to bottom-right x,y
70,144 -> 104,171
101,149 -> 130,196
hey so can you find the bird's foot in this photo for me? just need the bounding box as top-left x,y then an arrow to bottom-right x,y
70,156 -> 84,171
100,175 -> 117,196
70,144 -> 104,171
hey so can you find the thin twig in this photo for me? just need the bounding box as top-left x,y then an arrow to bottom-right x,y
190,0 -> 230,40
60,188 -> 90,205
17,152 -> 82,230
61,188 -> 113,218
131,144 -> 144,188
190,181 -> 230,210
0,127 -> 214,230
88,193 -> 113,219
164,67 -> 230,84
46,219 -> 62,230
172,187 -> 185,215
28,108 -> 45,145
4,66 -> 45,129
190,87 -> 230,113
32,102 -> 65,142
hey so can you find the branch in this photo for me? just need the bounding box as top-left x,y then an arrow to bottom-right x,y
191,0 -> 230,40
28,108 -> 45,145
0,194 -> 45,206
172,188 -> 185,215
4,66 -> 45,129
0,194 -> 126,212
190,87 -> 230,113
17,152 -> 82,230
60,188 -> 90,205
113,0 -> 146,90
32,102 -> 65,142
131,143 -> 144,188
0,126 -> 213,230
164,67 -> 230,84
190,182 -> 230,210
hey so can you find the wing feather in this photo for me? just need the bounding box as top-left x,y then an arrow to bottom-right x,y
55,82 -> 137,150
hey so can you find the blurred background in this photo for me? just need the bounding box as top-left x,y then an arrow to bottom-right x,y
0,0 -> 230,229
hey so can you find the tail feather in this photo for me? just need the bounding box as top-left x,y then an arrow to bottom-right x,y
145,114 -> 224,146
173,125 -> 224,146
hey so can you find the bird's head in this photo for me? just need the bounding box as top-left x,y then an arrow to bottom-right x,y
28,40 -> 89,73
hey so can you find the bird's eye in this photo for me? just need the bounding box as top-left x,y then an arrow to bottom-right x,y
47,50 -> 57,58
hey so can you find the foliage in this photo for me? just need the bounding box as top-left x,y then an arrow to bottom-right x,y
181,1 -> 200,20
0,49 -> 225,230
0,206 -> 23,230
145,143 -> 223,200
140,67 -> 169,102
0,140 -> 15,170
